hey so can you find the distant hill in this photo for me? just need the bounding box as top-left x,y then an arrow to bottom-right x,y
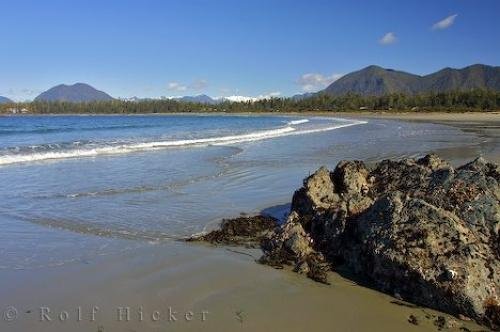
0,96 -> 13,103
419,64 -> 500,93
291,92 -> 315,101
322,64 -> 500,96
174,94 -> 217,104
35,83 -> 114,102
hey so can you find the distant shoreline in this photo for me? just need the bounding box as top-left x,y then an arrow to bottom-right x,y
1,110 -> 499,121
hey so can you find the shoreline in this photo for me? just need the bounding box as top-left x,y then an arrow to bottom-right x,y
1,110 -> 499,119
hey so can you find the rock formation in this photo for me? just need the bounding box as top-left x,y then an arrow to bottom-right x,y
262,154 -> 499,329
191,154 -> 499,329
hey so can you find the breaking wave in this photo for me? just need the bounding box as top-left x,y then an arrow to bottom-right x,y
0,118 -> 366,166
287,119 -> 309,125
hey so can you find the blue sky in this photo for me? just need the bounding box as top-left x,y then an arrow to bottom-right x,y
1,0 -> 499,101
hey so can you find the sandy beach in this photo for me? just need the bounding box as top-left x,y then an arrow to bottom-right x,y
331,111 -> 500,164
1,239 -> 487,332
0,113 -> 497,332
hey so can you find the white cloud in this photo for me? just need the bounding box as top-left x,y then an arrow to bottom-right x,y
0,88 -> 41,102
379,32 -> 397,45
167,82 -> 187,92
258,91 -> 281,99
432,14 -> 458,30
296,73 -> 343,92
167,79 -> 209,92
189,79 -> 208,90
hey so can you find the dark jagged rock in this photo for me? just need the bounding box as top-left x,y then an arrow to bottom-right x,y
190,154 -> 499,329
187,215 -> 278,248
291,166 -> 340,231
277,154 -> 499,329
259,211 -> 330,284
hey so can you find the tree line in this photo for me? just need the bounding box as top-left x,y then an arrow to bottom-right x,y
1,89 -> 499,114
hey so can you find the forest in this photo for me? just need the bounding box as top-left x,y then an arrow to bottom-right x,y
1,89 -> 499,114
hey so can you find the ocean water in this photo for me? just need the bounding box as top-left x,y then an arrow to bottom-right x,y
0,114 -> 479,269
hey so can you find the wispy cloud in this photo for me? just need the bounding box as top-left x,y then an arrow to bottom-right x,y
167,79 -> 209,92
432,14 -> 458,30
190,79 -> 208,90
0,88 -> 41,101
296,73 -> 343,92
259,91 -> 281,99
379,32 -> 397,45
167,82 -> 187,92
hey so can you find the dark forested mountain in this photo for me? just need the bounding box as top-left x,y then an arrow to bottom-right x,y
174,94 -> 217,104
0,96 -> 13,103
34,83 -> 114,102
322,64 -> 500,96
420,64 -> 500,93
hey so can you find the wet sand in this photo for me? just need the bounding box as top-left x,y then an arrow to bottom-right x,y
1,113 -> 497,332
325,111 -> 500,164
0,241 -> 484,332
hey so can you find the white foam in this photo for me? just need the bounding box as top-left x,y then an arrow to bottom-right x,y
0,119 -> 367,166
287,119 -> 309,125
0,126 -> 294,165
213,120 -> 367,145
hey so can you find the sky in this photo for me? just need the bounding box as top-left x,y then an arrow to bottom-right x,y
1,0 -> 499,101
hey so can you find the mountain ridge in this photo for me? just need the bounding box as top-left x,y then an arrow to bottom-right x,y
0,96 -> 13,104
17,64 -> 500,103
173,94 -> 217,104
322,64 -> 500,96
35,83 -> 114,102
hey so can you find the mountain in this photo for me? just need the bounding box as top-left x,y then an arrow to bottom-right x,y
291,92 -> 315,101
420,64 -> 500,92
219,96 -> 258,103
322,64 -> 500,96
323,65 -> 420,96
123,96 -> 142,102
35,83 -> 114,102
0,96 -> 13,104
174,95 -> 262,103
174,94 -> 217,104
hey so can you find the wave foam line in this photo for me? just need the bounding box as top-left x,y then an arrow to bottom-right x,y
0,119 -> 367,166
287,119 -> 309,125
0,126 -> 295,165
213,119 -> 367,145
